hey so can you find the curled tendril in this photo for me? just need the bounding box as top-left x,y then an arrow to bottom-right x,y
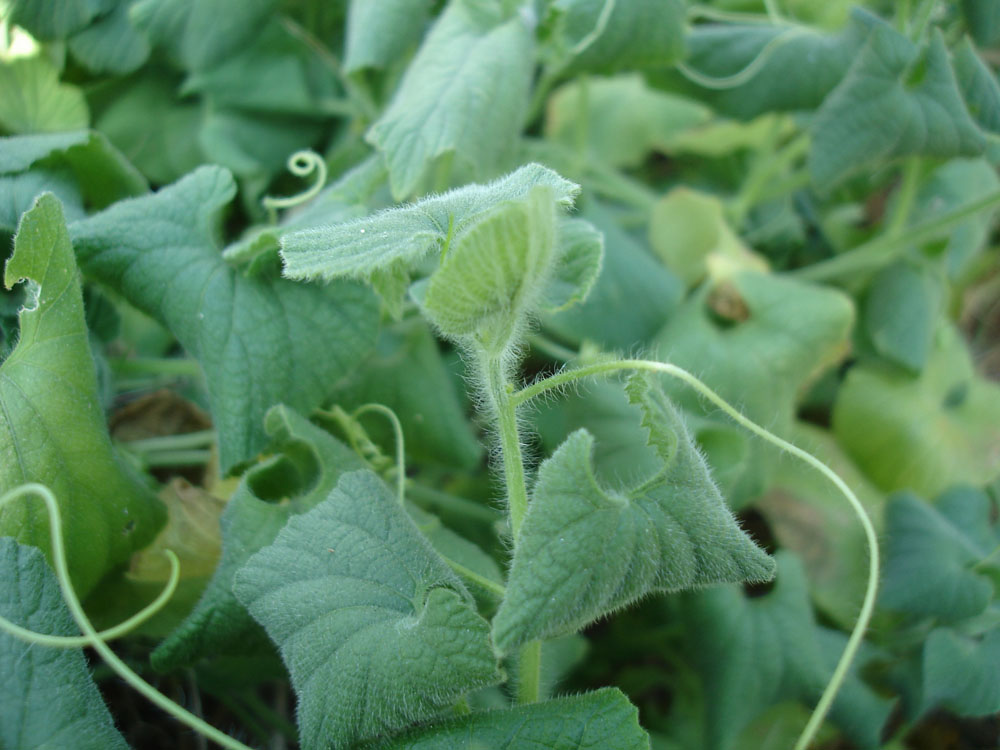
352,403 -> 407,506
262,149 -> 328,220
676,26 -> 807,90
0,483 -> 254,750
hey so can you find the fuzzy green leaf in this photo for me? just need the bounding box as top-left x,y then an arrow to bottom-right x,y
540,217 -> 604,312
233,470 -> 503,749
492,374 -> 774,654
280,162 -> 578,282
833,325 -> 1000,496
151,405 -> 365,670
344,0 -> 432,73
880,487 -> 998,622
810,29 -> 985,188
544,199 -> 683,350
1,195 -> 162,596
0,56 -> 89,134
366,0 -> 534,199
555,0 -> 686,74
923,628 -> 1000,717
131,0 -> 276,71
423,186 -> 556,343
0,539 -> 129,749
378,688 -> 649,749
0,130 -> 147,209
69,166 -> 379,473
0,167 -> 86,234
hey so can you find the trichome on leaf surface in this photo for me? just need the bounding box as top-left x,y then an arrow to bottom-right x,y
1,1 -> 999,749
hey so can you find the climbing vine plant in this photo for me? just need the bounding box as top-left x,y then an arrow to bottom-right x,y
1,1 -> 1000,749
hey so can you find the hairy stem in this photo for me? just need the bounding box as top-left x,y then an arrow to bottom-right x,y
483,355 -> 530,538
517,640 -> 543,704
512,359 -> 879,748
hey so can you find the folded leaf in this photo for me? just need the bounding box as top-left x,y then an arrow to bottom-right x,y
151,404 -> 365,670
810,28 -> 984,188
540,217 -> 604,312
281,162 -> 578,283
492,374 -> 774,654
233,470 -> 502,749
1,195 -> 163,595
0,538 -> 129,749
69,166 -> 379,472
880,487 -> 998,622
378,687 -> 649,749
833,325 -> 1000,496
423,185 -> 556,346
366,0 -> 534,199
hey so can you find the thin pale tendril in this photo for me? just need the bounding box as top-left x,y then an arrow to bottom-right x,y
570,0 -> 617,56
511,359 -> 879,750
353,403 -> 407,506
0,483 -> 255,750
676,26 -> 807,89
262,150 -> 328,219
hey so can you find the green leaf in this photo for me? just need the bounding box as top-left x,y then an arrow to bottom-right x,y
923,627 -> 1000,717
953,38 -> 1000,136
962,0 -> 1000,47
423,185 -> 556,345
366,0 -> 534,199
492,374 -> 774,654
69,166 -> 380,473
678,552 -> 891,750
280,162 -> 578,282
653,271 -> 854,429
833,325 -> 1000,496
378,688 -> 649,749
0,56 -> 89,134
344,0 -> 432,73
554,0 -> 686,74
880,487 -> 997,622
540,217 -> 604,312
544,75 -> 710,169
809,29 -> 985,189
544,199 -> 683,350
862,260 -> 943,372
151,405 -> 365,670
0,539 -> 129,749
0,167 -> 86,234
95,74 -> 204,185
327,318 -> 484,470
131,0 -> 276,71
181,21 -> 339,115
648,188 -> 767,288
1,194 -> 163,596
0,130 -> 147,209
911,157 -> 1000,278
2,0 -> 115,39
679,8 -> 883,119
68,1 -> 151,75
232,470 -> 503,749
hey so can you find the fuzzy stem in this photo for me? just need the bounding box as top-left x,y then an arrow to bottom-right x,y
353,403 -> 406,506
517,641 -> 543,704
0,483 -> 255,750
483,355 -> 530,539
511,359 -> 879,748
